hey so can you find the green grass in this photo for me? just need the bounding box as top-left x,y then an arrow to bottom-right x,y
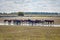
0,25 -> 60,40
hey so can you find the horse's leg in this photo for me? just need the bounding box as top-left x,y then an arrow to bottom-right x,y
50,22 -> 52,24
7,21 -> 9,25
13,20 -> 15,25
28,21 -> 30,26
18,22 -> 20,25
10,21 -> 12,25
16,22 -> 18,25
47,22 -> 50,26
17,22 -> 18,25
29,22 -> 32,26
53,21 -> 54,24
50,21 -> 54,24
4,21 -> 6,24
48,22 -> 50,24
8,21 -> 10,25
9,22 -> 11,25
14,21 -> 16,25
32,22 -> 33,26
19,22 -> 21,25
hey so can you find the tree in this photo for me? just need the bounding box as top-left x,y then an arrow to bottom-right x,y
18,12 -> 24,16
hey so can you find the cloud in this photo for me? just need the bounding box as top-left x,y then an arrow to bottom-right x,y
22,0 -> 60,12
0,0 -> 24,13
0,0 -> 60,13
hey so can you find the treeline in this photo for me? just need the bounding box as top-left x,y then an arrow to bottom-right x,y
0,12 -> 60,16
0,12 -> 24,16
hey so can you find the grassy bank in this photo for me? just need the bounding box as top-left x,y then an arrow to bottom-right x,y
0,25 -> 60,40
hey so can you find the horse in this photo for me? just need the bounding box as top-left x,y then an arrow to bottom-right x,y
35,20 -> 45,24
26,19 -> 35,26
44,20 -> 54,24
8,20 -> 12,25
4,19 -> 12,25
4,20 -> 8,23
13,20 -> 21,25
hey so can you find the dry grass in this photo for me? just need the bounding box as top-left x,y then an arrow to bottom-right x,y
0,25 -> 60,40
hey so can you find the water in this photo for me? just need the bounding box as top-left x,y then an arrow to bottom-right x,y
0,23 -> 60,27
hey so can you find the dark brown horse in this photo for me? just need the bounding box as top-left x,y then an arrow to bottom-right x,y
44,20 -> 54,24
4,19 -> 12,25
13,20 -> 21,25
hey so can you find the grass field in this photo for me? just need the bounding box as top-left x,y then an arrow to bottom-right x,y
0,26 -> 60,40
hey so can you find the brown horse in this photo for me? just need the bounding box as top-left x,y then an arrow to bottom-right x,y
44,20 -> 54,24
4,19 -> 12,25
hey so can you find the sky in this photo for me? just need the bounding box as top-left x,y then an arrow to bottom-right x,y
0,0 -> 60,13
